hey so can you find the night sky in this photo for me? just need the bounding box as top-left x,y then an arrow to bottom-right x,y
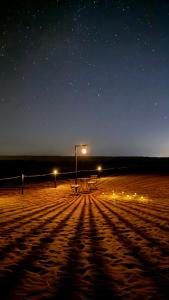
0,0 -> 169,156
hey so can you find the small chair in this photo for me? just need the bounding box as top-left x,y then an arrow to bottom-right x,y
88,175 -> 98,190
87,180 -> 97,191
70,184 -> 81,194
90,175 -> 98,180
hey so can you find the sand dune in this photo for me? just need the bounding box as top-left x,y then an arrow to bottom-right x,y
0,175 -> 169,300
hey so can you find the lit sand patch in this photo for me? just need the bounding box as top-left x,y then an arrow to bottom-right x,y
0,175 -> 169,300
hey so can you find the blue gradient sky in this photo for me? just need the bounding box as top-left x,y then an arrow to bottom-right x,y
0,0 -> 169,156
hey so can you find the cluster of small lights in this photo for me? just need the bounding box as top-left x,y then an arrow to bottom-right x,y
102,191 -> 148,202
114,191 -> 148,202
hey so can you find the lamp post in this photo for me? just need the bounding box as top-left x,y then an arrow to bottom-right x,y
53,169 -> 58,188
21,173 -> 24,195
75,144 -> 88,185
97,165 -> 102,178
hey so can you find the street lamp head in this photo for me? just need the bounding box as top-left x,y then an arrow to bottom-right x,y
79,144 -> 88,154
81,147 -> 87,154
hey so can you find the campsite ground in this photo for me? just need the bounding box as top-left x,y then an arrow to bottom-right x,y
0,175 -> 169,300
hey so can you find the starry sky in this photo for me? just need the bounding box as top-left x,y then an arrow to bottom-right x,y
0,0 -> 169,156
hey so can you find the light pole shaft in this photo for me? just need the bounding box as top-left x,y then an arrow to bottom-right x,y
74,144 -> 87,186
75,145 -> 78,185
54,174 -> 56,188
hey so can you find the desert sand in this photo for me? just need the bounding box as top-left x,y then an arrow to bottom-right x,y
0,175 -> 169,300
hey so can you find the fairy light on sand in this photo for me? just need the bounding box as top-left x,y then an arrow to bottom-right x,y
112,191 -> 123,201
134,194 -> 149,203
139,195 -> 148,202
112,192 -> 116,199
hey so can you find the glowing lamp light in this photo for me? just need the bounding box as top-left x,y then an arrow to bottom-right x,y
81,147 -> 87,154
53,169 -> 58,175
53,169 -> 58,188
97,165 -> 102,171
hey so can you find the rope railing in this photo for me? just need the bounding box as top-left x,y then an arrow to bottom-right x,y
57,171 -> 77,175
79,166 -> 135,172
25,173 -> 53,178
0,165 -> 137,182
98,166 -> 135,171
0,176 -> 21,181
0,164 -> 139,195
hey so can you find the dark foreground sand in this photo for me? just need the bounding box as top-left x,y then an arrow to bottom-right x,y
0,175 -> 169,300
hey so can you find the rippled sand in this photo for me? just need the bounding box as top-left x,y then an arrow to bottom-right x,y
0,175 -> 169,300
